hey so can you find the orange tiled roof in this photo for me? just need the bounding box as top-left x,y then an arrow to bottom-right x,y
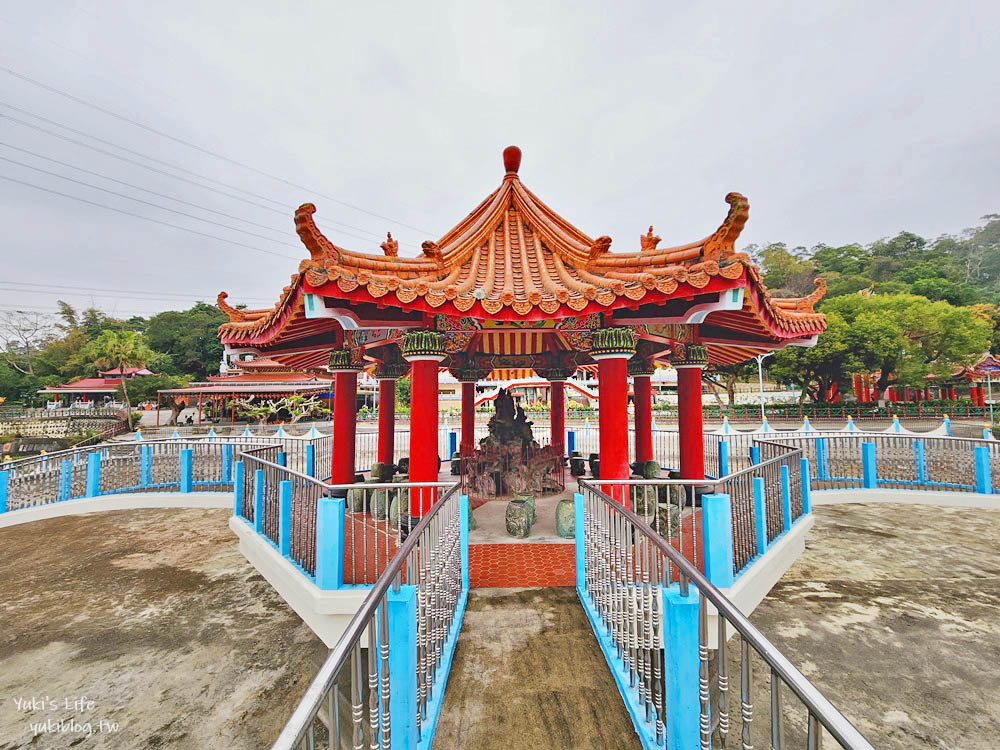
292,146 -> 753,317
218,147 -> 826,344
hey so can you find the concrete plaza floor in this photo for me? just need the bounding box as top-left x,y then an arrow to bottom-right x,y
0,508 -> 327,749
747,500 -> 1000,749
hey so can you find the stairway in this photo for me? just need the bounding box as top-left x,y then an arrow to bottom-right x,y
433,587 -> 641,750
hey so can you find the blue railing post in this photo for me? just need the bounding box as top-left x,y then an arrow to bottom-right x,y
460,495 -> 470,590
913,440 -> 926,486
779,464 -> 792,533
387,585 -> 418,750
306,444 -> 316,478
233,460 -> 245,517
448,430 -> 458,459
60,459 -> 71,501
701,493 -> 735,588
662,584 -> 699,749
799,457 -> 812,515
861,442 -> 877,489
749,445 -> 760,465
222,444 -> 234,483
815,438 -> 829,481
0,470 -> 8,514
253,469 -> 265,534
277,451 -> 287,468
574,492 -> 586,589
140,445 -> 151,488
944,416 -> 952,436
85,452 -> 101,498
567,430 -> 576,456
180,448 -> 193,493
717,440 -> 729,478
752,477 -> 767,556
315,496 -> 346,589
279,480 -> 292,557
974,445 -> 992,495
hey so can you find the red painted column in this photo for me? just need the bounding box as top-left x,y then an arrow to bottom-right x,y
633,375 -> 653,464
401,332 -> 447,517
460,381 -> 476,454
677,366 -> 705,480
596,355 -> 631,503
376,378 -> 396,466
550,380 -> 566,457
331,370 -> 358,486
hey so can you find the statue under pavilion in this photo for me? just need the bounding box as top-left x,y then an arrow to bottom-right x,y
216,146 -> 827,515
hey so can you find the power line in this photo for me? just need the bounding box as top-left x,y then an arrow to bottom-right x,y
0,110 -> 417,249
0,140 -> 289,235
0,286 -> 251,305
0,279 -> 274,302
0,153 -> 305,249
0,173 -> 300,261
1,110 -> 291,215
0,64 -> 437,236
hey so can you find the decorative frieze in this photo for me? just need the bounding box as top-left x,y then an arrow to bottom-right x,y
401,330 -> 447,361
590,327 -> 637,359
627,357 -> 656,377
327,349 -> 361,372
671,344 -> 708,369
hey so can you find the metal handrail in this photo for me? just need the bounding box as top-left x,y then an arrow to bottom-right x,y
271,482 -> 461,749
578,479 -> 874,748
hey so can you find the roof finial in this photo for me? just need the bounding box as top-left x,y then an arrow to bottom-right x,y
503,145 -> 521,175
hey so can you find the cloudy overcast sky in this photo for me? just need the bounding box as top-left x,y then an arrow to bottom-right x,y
1,1 -> 998,318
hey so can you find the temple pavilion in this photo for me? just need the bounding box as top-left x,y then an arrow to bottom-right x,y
216,146 -> 827,513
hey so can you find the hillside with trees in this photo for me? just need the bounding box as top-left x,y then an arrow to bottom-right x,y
0,302 -> 226,406
754,213 -> 1000,403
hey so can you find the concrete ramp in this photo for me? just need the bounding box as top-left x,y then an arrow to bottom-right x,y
433,587 -> 640,750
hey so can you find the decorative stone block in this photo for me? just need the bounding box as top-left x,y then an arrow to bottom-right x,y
569,456 -> 586,477
371,462 -> 394,481
505,499 -> 532,538
514,492 -> 536,525
555,499 -> 575,539
371,489 -> 389,520
347,486 -> 367,513
641,460 -> 661,479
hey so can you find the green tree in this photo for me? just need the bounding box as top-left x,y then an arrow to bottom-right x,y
769,313 -> 870,402
85,330 -> 156,428
145,303 -> 227,380
822,294 -> 990,394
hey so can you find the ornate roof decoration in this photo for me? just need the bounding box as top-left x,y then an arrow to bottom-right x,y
291,148 -> 756,317
381,232 -> 398,257
216,147 -> 828,362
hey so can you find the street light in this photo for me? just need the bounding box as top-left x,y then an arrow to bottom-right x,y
755,351 -> 775,422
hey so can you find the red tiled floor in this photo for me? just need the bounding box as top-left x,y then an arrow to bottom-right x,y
469,543 -> 576,588
468,510 -> 705,588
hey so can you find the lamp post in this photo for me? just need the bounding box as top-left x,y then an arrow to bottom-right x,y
989,375 -> 995,426
756,351 -> 774,422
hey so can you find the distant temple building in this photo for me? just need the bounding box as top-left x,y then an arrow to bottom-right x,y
38,367 -> 155,407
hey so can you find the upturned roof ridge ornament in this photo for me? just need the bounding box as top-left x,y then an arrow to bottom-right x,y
216,292 -> 246,322
640,226 -> 661,252
381,232 -> 398,257
421,240 -> 444,265
587,235 -> 613,262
